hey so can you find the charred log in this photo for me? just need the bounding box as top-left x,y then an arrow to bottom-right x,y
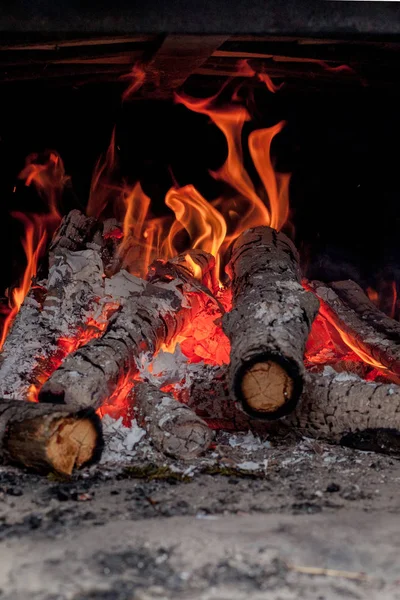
39,250 -> 221,410
308,280 -> 400,383
0,399 -> 103,475
133,381 -> 213,459
223,226 -> 319,419
48,209 -> 98,266
286,372 -> 400,455
179,362 -> 400,454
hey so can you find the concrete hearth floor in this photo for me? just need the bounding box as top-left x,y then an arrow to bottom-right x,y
0,436 -> 400,599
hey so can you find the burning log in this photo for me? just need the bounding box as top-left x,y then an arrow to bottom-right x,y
47,209 -> 98,267
39,250 -> 221,410
223,226 -> 319,419
308,280 -> 400,383
0,399 -> 103,475
0,232 -> 106,400
287,372 -> 400,454
178,362 -> 400,454
133,382 -> 213,459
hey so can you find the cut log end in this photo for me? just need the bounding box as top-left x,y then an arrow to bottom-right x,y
46,417 -> 99,475
241,360 -> 294,414
4,407 -> 103,476
236,354 -> 302,420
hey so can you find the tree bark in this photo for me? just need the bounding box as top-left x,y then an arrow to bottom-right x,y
308,280 -> 400,383
133,381 -> 213,459
177,362 -> 400,454
223,226 -> 319,419
286,371 -> 400,454
39,250 -> 220,410
0,399 -> 103,475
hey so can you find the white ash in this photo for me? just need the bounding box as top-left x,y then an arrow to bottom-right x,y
104,270 -> 146,300
322,366 -> 363,383
253,298 -> 304,325
100,415 -> 146,464
139,346 -> 190,387
236,461 -> 265,472
228,431 -> 270,452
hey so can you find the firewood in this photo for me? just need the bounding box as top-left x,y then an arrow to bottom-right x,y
0,399 -> 103,475
308,280 -> 400,383
178,362 -> 400,454
48,209 -> 98,266
286,372 -> 400,454
39,250 -> 221,410
177,363 -> 258,431
0,211 -> 118,401
133,382 -> 213,459
223,226 -> 319,419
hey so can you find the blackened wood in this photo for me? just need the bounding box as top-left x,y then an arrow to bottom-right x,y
180,363 -> 265,432
133,382 -> 213,459
0,399 -> 103,475
223,226 -> 319,419
39,250 -> 219,410
330,280 -> 400,341
181,362 -> 400,454
286,372 -> 400,455
48,209 -> 98,266
308,280 -> 400,383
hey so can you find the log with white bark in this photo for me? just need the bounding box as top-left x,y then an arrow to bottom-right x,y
133,381 -> 213,459
308,279 -> 400,383
223,226 -> 319,420
39,250 -> 222,410
0,399 -> 103,475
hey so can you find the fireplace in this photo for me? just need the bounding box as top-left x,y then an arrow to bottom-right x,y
0,27 -> 400,475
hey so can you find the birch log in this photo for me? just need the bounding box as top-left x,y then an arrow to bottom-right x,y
223,226 -> 319,419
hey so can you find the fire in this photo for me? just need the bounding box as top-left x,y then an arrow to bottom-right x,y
6,62 -> 391,419
0,215 -> 47,349
0,152 -> 65,348
89,72 -> 291,284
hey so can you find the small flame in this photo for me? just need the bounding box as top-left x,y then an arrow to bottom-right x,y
1,153 -> 65,348
0,214 -> 47,349
164,185 -> 227,276
121,63 -> 147,102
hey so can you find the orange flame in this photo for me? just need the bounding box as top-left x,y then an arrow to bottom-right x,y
89,73 -> 290,283
0,214 -> 47,349
164,185 -> 227,276
1,152 -> 65,348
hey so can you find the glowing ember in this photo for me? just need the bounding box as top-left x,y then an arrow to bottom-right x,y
2,62 -> 395,423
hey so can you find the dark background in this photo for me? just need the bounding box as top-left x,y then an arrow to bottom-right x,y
1,0 -> 400,35
0,77 -> 399,299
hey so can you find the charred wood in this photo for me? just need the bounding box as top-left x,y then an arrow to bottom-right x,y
133,381 -> 213,459
286,372 -> 400,455
179,362 -> 400,454
308,280 -> 400,383
39,250 -> 220,410
223,226 -> 319,420
0,399 -> 103,475
0,211 -> 119,400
